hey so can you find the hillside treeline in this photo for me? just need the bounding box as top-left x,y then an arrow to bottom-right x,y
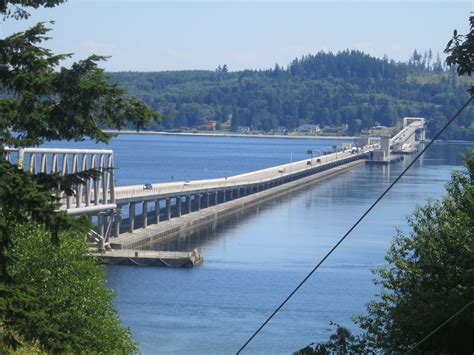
108,50 -> 473,140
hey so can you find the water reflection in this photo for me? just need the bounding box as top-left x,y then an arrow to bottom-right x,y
105,141 -> 471,355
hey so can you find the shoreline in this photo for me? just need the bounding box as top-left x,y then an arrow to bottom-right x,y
103,129 -> 355,141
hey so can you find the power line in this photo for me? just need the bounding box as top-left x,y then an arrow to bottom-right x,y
236,96 -> 473,354
404,300 -> 474,354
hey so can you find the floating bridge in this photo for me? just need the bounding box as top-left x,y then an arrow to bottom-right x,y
3,118 -> 425,260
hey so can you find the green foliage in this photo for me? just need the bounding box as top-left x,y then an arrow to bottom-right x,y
0,22 -> 162,147
0,0 -> 162,351
445,16 -> 474,95
2,223 -> 138,353
0,0 -> 66,19
355,149 -> 474,353
297,149 -> 474,353
109,50 -> 473,140
294,325 -> 367,355
0,160 -> 76,282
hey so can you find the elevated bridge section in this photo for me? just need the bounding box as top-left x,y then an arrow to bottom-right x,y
3,147 -> 117,248
3,147 -> 116,214
390,117 -> 425,153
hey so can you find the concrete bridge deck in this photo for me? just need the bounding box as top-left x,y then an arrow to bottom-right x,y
109,148 -> 372,238
114,147 -> 373,203
111,159 -> 366,250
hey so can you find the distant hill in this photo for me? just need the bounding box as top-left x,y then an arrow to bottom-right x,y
108,50 -> 473,140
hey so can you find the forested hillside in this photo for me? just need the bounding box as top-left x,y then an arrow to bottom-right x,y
108,50 -> 473,140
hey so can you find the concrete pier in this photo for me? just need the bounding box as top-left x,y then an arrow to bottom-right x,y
92,249 -> 203,267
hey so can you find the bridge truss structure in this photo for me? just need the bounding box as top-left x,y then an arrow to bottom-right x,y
3,147 -> 117,248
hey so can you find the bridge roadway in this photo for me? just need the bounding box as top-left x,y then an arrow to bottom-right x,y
109,146 -> 375,239
114,147 -> 374,204
390,119 -> 425,153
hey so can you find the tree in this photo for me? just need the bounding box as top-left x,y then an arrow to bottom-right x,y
4,223 -> 139,353
410,49 -> 422,66
294,325 -> 365,355
433,53 -> 444,72
356,149 -> 474,353
0,0 -> 160,350
445,15 -> 474,95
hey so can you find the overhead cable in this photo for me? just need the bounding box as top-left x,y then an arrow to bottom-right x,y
236,96 -> 473,354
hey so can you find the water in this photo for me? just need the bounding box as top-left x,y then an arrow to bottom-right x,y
44,134 -> 345,185
47,135 -> 472,354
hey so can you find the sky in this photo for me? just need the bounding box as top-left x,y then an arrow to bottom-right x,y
1,0 -> 473,72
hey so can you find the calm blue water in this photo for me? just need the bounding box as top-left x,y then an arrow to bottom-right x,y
44,134 -> 346,185
47,135 -> 472,354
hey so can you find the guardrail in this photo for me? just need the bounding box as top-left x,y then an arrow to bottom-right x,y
3,147 -> 116,214
114,148 -> 371,202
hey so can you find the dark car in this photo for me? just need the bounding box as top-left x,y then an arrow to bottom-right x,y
143,183 -> 153,190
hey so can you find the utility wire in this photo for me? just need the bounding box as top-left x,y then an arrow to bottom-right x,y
236,96 -> 473,354
404,300 -> 474,354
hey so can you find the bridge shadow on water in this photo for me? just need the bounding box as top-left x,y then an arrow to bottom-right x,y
139,162 -> 378,252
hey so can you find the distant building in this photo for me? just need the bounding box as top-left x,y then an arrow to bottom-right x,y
322,125 -> 343,134
197,120 -> 217,131
237,126 -> 250,133
296,124 -> 320,134
209,120 -> 217,130
369,125 -> 388,134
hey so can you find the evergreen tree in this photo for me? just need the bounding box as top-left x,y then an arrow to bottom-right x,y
0,0 -> 160,350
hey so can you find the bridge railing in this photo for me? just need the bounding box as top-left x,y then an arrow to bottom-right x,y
2,147 -> 116,214
113,149 -> 370,201
390,122 -> 422,146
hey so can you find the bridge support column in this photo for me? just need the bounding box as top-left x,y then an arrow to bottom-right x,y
186,195 -> 192,214
166,198 -> 171,220
129,202 -> 136,233
230,190 -> 233,200
155,199 -> 160,224
196,194 -> 201,211
381,136 -> 390,160
206,192 -> 210,207
142,201 -> 148,228
214,191 -> 218,205
99,214 -> 106,238
177,196 -> 182,217
114,204 -> 121,237
222,190 -> 227,202
237,188 -> 240,198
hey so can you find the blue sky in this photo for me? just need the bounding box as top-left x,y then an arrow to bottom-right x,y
1,1 -> 472,72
